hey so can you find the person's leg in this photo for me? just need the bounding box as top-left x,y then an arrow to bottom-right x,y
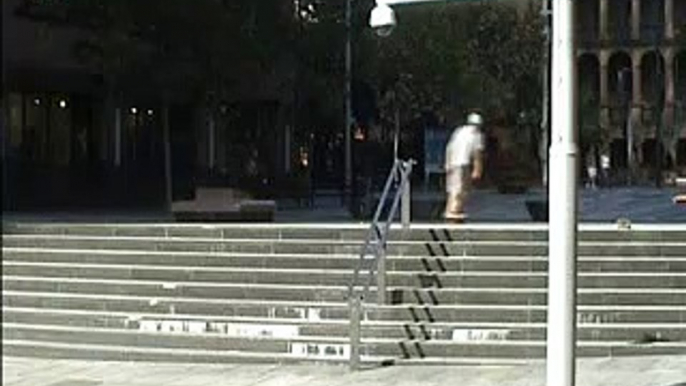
451,166 -> 471,220
445,193 -> 465,223
444,192 -> 457,219
454,190 -> 466,216
444,168 -> 466,221
445,190 -> 467,222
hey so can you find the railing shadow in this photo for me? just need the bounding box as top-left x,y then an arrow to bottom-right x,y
395,227 -> 459,359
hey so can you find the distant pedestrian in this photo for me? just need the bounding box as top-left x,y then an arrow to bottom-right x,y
600,153 -> 611,187
586,150 -> 598,189
444,112 -> 485,222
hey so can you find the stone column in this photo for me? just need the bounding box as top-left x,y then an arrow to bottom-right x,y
599,50 -> 611,136
632,50 -> 644,106
663,48 -> 676,140
599,0 -> 609,40
665,0 -> 675,40
599,51 -> 610,107
631,0 -> 641,40
630,49 -> 644,167
664,49 -> 675,108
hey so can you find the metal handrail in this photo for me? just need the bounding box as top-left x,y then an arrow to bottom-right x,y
348,158 -> 414,370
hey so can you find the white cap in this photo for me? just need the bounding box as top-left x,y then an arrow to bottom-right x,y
467,112 -> 483,126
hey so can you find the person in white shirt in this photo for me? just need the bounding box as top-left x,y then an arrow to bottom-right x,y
444,112 -> 485,222
600,153 -> 611,187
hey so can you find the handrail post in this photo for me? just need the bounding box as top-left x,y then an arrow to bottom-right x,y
349,293 -> 362,371
401,161 -> 412,230
376,248 -> 387,304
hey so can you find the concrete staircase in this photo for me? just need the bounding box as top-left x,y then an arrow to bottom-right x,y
2,222 -> 685,366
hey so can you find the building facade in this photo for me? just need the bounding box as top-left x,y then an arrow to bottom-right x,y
575,0 -> 686,176
3,0 -> 296,210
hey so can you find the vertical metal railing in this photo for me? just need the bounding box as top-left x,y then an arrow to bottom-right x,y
347,158 -> 414,370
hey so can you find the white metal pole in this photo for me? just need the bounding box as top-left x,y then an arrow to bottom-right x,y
114,107 -> 122,167
540,0 -> 550,187
547,0 -> 578,386
208,114 -> 215,171
345,0 -> 354,202
285,124 -> 292,174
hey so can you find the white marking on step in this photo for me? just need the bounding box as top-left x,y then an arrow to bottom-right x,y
187,321 -> 207,334
307,308 -> 321,322
140,320 -> 159,332
290,342 -> 350,359
160,320 -> 184,333
451,329 -> 512,342
225,323 -> 299,338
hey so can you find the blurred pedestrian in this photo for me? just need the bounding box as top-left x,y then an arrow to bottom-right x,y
600,153 -> 611,187
586,150 -> 598,189
444,112 -> 485,222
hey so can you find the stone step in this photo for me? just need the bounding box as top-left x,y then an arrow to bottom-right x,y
4,224 -> 539,241
1,339 -> 356,365
5,307 -> 686,343
5,222 -> 686,243
5,248 -> 686,272
2,323 -> 346,355
4,323 -> 685,360
1,235 -> 546,256
5,277 -> 686,306
5,291 -> 685,324
0,223 -> 544,242
5,262 -> 686,288
2,339 -> 534,366
370,339 -> 686,359
5,235 -> 686,257
4,221 -> 684,365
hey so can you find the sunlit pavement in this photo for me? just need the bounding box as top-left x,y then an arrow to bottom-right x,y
3,186 -> 684,224
276,186 -> 686,223
3,355 -> 685,386
464,186 -> 686,223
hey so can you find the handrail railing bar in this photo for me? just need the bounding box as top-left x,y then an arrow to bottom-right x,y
372,159 -> 400,222
347,158 -> 414,370
370,162 -> 410,302
348,159 -> 403,298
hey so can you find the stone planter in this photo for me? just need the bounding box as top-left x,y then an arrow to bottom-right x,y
525,199 -> 548,222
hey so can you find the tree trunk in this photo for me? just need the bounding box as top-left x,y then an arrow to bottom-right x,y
162,105 -> 173,211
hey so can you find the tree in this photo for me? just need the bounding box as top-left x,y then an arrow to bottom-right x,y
15,0 -> 297,204
352,1 -> 544,177
16,0 -> 296,104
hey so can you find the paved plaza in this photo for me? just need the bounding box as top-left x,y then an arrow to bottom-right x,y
3,355 -> 686,386
275,186 -> 686,223
466,186 -> 686,223
3,186 -> 684,386
5,186 -> 683,224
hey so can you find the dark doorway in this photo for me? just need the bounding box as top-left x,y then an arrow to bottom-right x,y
169,107 -> 196,201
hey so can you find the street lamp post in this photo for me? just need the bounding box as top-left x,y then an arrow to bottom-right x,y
547,2 -> 577,386
345,0 -> 354,204
369,2 -> 579,386
540,0 -> 551,188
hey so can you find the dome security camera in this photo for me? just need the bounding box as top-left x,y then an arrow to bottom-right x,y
369,3 -> 396,37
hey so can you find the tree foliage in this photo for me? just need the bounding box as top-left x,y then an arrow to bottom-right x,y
16,0 -> 296,103
358,1 -> 544,130
16,0 -> 545,133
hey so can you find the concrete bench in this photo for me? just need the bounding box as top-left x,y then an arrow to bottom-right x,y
674,178 -> 686,206
172,188 -> 276,222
